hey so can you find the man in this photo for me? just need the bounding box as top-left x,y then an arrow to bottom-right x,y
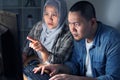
33,1 -> 120,80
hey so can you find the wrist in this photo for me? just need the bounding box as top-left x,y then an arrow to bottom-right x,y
44,61 -> 50,65
40,51 -> 49,62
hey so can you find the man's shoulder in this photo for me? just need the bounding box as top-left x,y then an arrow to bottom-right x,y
98,22 -> 120,44
98,22 -> 120,38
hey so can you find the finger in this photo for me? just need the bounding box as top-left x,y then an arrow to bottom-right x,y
27,36 -> 37,43
29,42 -> 33,48
41,66 -> 45,75
44,70 -> 50,74
33,67 -> 41,73
35,48 -> 41,52
32,44 -> 42,51
33,43 -> 44,52
33,68 -> 37,73
49,75 -> 60,80
33,42 -> 42,48
29,42 -> 36,48
29,41 -> 39,48
50,69 -> 58,77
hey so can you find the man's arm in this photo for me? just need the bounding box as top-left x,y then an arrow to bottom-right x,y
49,74 -> 97,80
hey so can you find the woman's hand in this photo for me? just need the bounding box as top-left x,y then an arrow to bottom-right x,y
27,36 -> 49,62
33,66 -> 41,74
27,36 -> 46,53
33,64 -> 61,76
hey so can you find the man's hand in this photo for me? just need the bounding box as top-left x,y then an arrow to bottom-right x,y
49,74 -> 97,80
49,74 -> 79,80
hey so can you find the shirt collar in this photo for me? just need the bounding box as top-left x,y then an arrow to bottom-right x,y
92,21 -> 102,47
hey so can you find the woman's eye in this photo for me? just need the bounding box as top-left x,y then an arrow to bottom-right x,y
52,13 -> 57,17
44,12 -> 49,16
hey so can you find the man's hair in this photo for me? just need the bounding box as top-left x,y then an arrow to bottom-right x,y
69,1 -> 96,21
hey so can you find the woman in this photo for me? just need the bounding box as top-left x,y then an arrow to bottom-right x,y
22,0 -> 73,80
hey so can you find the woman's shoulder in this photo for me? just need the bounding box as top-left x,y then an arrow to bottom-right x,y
33,21 -> 43,29
58,24 -> 73,40
30,21 -> 43,33
62,24 -> 72,36
28,21 -> 43,39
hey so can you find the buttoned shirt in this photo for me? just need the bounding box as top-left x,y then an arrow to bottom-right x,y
65,22 -> 120,80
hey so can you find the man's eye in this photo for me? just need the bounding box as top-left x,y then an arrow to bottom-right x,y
75,23 -> 80,26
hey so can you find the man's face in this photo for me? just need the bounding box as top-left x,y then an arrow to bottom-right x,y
68,11 -> 92,41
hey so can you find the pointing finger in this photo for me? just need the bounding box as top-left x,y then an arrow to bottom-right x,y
27,36 -> 36,43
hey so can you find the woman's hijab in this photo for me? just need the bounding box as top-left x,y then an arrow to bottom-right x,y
40,0 -> 67,52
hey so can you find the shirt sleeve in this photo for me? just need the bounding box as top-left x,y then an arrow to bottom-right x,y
97,35 -> 120,80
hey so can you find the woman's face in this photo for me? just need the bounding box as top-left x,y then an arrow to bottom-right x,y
43,5 -> 59,29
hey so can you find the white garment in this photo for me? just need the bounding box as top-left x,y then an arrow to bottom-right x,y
85,39 -> 93,77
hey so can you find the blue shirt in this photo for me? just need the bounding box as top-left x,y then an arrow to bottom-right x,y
65,22 -> 120,80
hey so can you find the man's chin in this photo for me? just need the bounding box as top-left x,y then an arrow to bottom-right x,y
74,37 -> 82,42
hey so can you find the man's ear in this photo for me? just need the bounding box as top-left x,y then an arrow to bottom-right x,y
91,18 -> 97,26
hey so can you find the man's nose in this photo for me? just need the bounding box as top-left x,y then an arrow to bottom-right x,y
71,25 -> 77,32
